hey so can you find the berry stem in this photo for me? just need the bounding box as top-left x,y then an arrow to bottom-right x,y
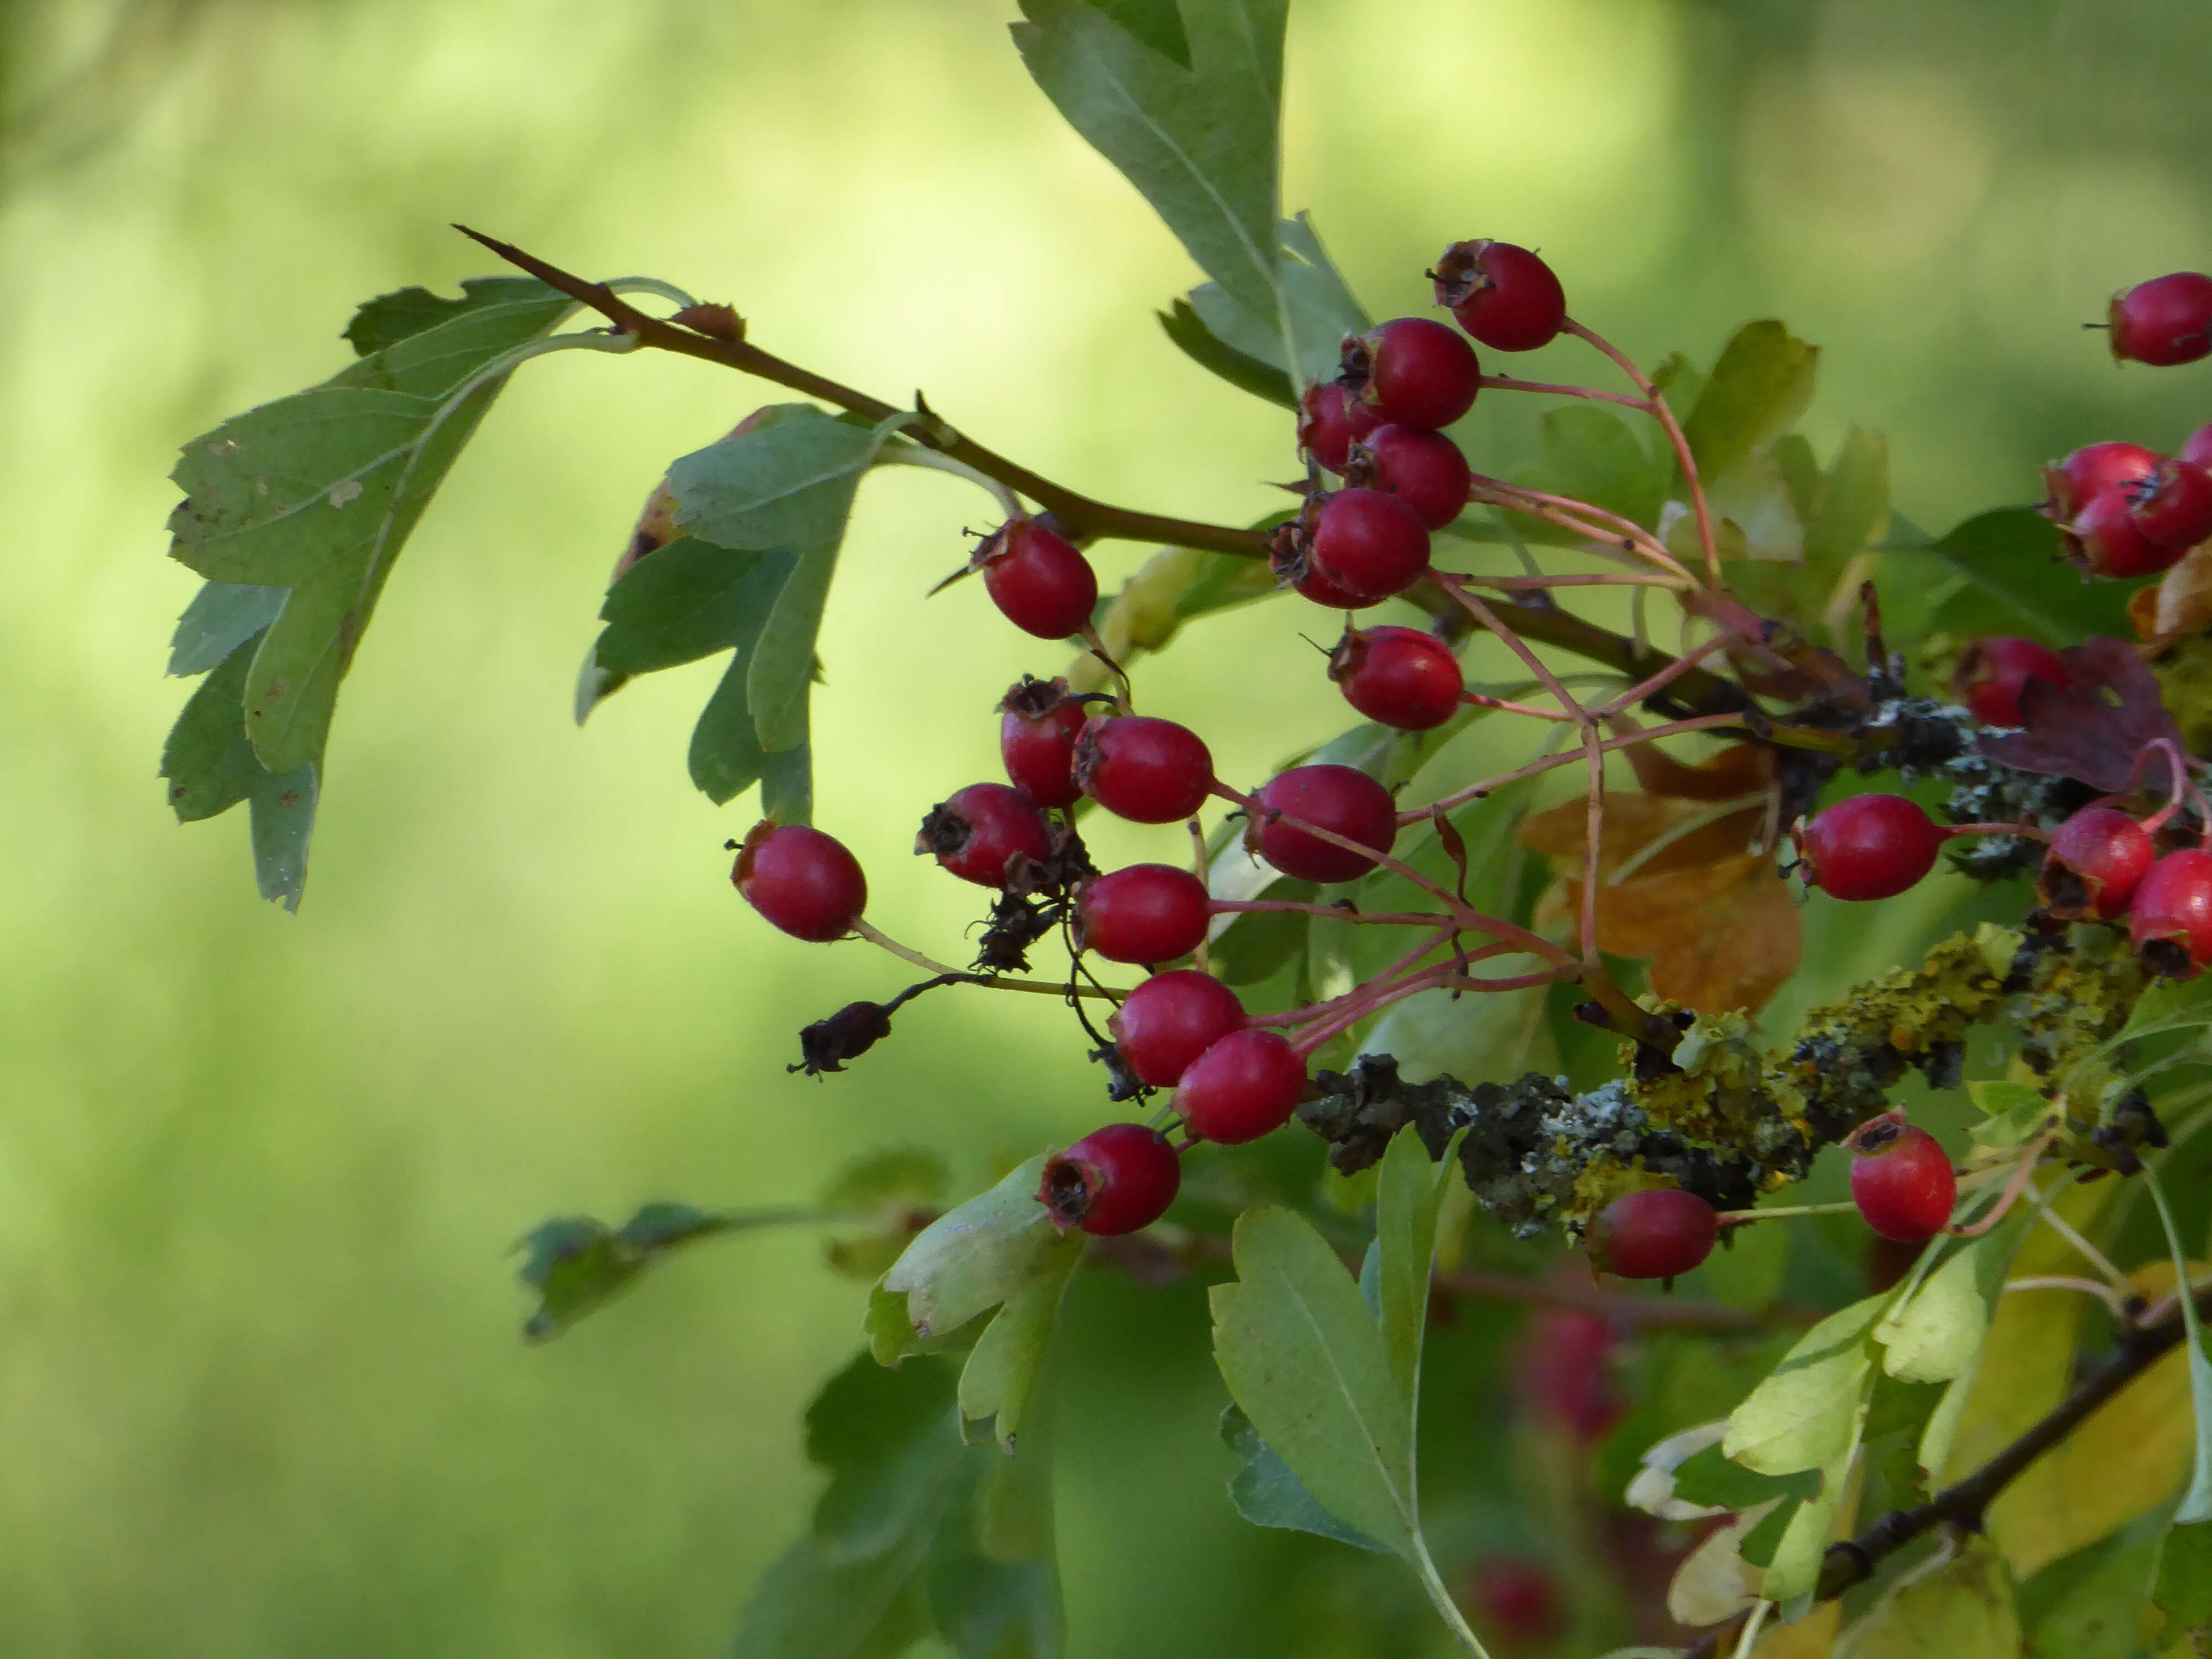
1590,633 -> 1735,721
2002,1275 -> 2135,1322
1937,821 -> 2053,843
1473,371 -> 1651,411
851,920 -> 1123,1000
1715,1200 -> 1863,1226
1411,713 -> 1756,823
1463,477 -> 1695,583
1209,898 -> 1457,926
1565,319 -> 1720,587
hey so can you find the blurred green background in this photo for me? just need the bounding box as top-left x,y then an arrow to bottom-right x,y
4,1 -> 2212,1654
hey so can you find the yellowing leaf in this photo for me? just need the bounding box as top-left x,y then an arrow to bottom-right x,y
1726,1295 -> 1886,1475
1989,1260 -> 2205,1577
1834,1538 -> 2020,1658
1754,1601 -> 1840,1657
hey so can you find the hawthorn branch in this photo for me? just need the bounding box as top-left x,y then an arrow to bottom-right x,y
1680,1278 -> 2212,1658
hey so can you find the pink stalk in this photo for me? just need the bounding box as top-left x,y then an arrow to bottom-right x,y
1566,319 -> 1719,588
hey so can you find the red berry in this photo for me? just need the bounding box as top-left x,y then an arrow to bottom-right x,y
975,517 -> 1098,639
1848,1123 -> 1957,1244
1516,1308 -> 1620,1442
1432,239 -> 1567,353
1040,1123 -> 1182,1235
2040,807 -> 2156,922
2109,272 -> 2212,367
1109,969 -> 1246,1088
2044,441 -> 2161,521
1348,424 -> 1472,529
2070,487 -> 2188,578
2182,424 -> 2212,472
1586,1188 -> 1717,1280
1074,864 -> 1211,965
1305,488 -> 1432,603
2131,458 -> 2212,548
1174,1027 -> 1306,1144
1467,1559 -> 1566,1648
1249,764 -> 1400,883
1074,715 -> 1215,824
2131,848 -> 2212,977
1797,795 -> 1944,901
731,821 -> 867,942
916,782 -> 1053,888
1296,379 -> 1383,474
1329,625 -> 1464,731
1342,317 -> 1481,430
1290,563 -> 1373,609
1954,635 -> 2068,727
998,676 -> 1088,808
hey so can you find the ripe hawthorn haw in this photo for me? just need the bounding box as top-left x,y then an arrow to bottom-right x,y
1954,635 -> 2068,727
2130,848 -> 2212,976
1586,1188 -> 1717,1280
1432,238 -> 1567,352
1796,794 -> 1944,901
2040,806 -> 2156,921
1074,715 -> 1215,824
1296,378 -> 1382,473
1108,969 -> 1246,1087
1516,1308 -> 1619,1441
2045,440 -> 2160,521
1466,1559 -> 1565,1648
2071,486 -> 2187,578
916,782 -> 1052,888
975,517 -> 1098,639
1173,1027 -> 1307,1144
999,676 -> 1088,808
1342,316 -> 1481,431
1347,424 -> 1472,529
732,821 -> 867,942
1074,863 -> 1211,965
1328,625 -> 1463,731
1298,488 -> 1432,604
1040,1123 -> 1181,1235
1848,1122 -> 1957,1243
2109,272 -> 2212,367
1289,562 -> 1373,609
2130,457 -> 2212,548
1249,764 -> 1400,883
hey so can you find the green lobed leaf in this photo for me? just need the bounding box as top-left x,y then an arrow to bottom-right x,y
881,1156 -> 1063,1342
340,275 -> 560,356
1801,426 -> 1891,593
1218,1403 -> 1387,1552
166,581 -> 286,676
1762,1436 -> 1861,1603
1209,1205 -> 1419,1556
2017,1516 -> 2164,1659
1371,1124 -> 1464,1415
1667,1443 -> 1820,1512
1170,216 -> 1370,396
1074,0 -> 1189,64
514,1201 -> 806,1342
246,759 -> 319,912
1723,1292 -> 1888,1475
924,1444 -> 1063,1659
161,630 -> 270,823
1679,320 -> 1819,488
821,1147 -> 952,1221
1876,1214 -> 2028,1386
1914,507 -> 2136,646
1157,298 -> 1296,406
1833,1536 -> 2022,1658
957,1231 -> 1082,1451
1013,0 -> 1285,326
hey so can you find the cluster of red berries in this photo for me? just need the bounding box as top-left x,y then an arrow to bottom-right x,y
2047,429 -> 2212,579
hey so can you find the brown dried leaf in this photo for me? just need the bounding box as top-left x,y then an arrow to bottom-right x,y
1620,739 -> 1776,802
2146,542 -> 2212,641
1980,635 -> 2183,793
1593,853 -> 1801,1015
1520,792 -> 1767,881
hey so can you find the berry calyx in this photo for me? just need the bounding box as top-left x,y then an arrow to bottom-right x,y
1340,317 -> 1481,430
2044,441 -> 2161,521
1585,1188 -> 1717,1280
1173,1027 -> 1307,1144
1466,1559 -> 1566,1649
1040,1123 -> 1181,1235
732,821 -> 868,942
1285,487 -> 1432,604
2130,457 -> 2212,548
1848,1122 -> 1957,1244
1328,625 -> 1464,731
1954,635 -> 2068,727
1345,424 -> 1472,529
1796,795 -> 1944,901
2109,272 -> 2212,367
1296,379 -> 1383,474
2130,848 -> 2212,977
1109,969 -> 1246,1088
916,782 -> 1053,888
1249,764 -> 1400,883
975,517 -> 1099,639
999,676 -> 1089,808
1432,239 -> 1567,352
1074,715 -> 1215,824
2040,806 -> 2156,922
1074,864 -> 1212,965
2070,486 -> 2188,578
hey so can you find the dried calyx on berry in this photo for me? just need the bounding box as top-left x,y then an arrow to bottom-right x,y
1431,238 -> 1566,352
917,782 -> 1056,889
998,675 -> 1092,809
969,515 -> 1098,640
2038,806 -> 2155,922
1039,1123 -> 1181,1235
1269,487 -> 1431,606
973,890 -> 1062,973
1338,317 -> 1480,431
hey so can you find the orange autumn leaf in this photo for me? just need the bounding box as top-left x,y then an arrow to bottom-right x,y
1618,736 -> 1775,802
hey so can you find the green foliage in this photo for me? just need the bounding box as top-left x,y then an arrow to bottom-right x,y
515,1201 -> 806,1342
1834,1537 -> 2021,1657
1074,0 -> 1190,66
1218,1403 -> 1387,1552
1913,505 -> 2137,644
1679,320 -> 1820,488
